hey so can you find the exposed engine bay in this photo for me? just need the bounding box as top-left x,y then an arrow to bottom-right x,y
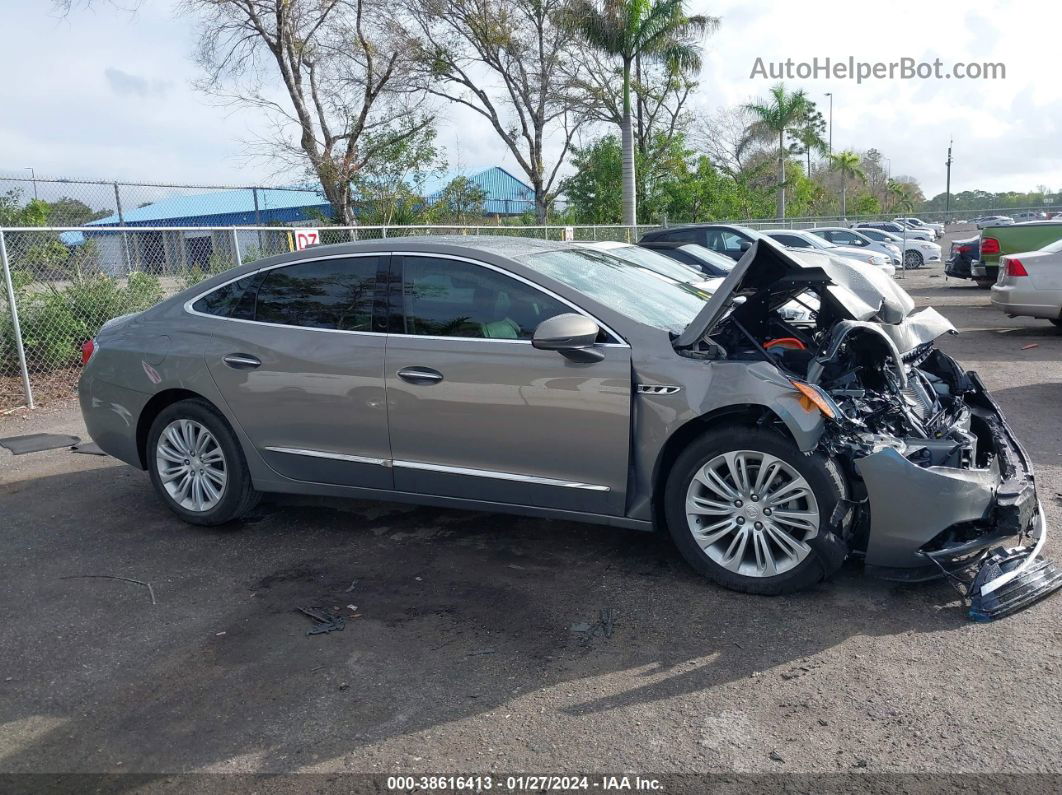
674,240 -> 1061,619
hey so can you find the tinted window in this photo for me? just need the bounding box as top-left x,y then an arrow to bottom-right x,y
253,257 -> 378,331
400,256 -> 569,340
703,229 -> 750,256
192,273 -> 261,317
654,228 -> 703,244
770,233 -> 810,248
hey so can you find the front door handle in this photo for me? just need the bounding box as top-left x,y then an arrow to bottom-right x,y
397,366 -> 444,385
223,353 -> 261,370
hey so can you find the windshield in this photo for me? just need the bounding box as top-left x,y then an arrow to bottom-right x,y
603,245 -> 706,284
520,248 -> 710,333
680,244 -> 734,274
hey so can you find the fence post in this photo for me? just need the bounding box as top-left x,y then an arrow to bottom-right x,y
232,228 -> 242,268
114,182 -> 133,274
0,230 -> 34,409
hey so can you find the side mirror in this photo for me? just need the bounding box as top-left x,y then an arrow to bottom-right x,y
532,313 -> 604,363
738,240 -> 752,252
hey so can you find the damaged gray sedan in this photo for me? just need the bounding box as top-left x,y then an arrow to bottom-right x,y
79,236 -> 1058,618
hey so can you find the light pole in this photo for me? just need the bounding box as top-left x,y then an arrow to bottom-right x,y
25,167 -> 37,200
884,157 -> 892,211
824,93 -> 833,155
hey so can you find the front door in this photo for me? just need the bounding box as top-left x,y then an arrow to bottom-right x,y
202,253 -> 392,489
384,253 -> 632,516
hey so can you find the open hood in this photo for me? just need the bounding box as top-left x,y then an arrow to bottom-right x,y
674,239 -> 943,350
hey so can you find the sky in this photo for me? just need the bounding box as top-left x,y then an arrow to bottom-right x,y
2,0 -> 1060,205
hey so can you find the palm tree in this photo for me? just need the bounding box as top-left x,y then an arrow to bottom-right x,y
565,0 -> 714,225
791,106 -> 827,177
887,179 -> 917,213
828,150 -> 866,218
744,83 -> 813,220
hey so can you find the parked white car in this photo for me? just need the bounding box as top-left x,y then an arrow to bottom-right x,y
853,221 -> 936,243
761,229 -> 896,276
976,215 -> 1014,229
807,227 -> 901,265
990,237 -> 1062,327
853,227 -> 942,269
894,217 -> 942,239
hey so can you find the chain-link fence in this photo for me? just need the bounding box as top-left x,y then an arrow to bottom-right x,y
0,223 -> 660,410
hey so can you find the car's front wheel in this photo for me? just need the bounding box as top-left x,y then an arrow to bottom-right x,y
904,250 -> 924,269
664,428 -> 848,595
147,399 -> 260,526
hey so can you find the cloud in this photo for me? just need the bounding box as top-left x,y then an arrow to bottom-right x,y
104,67 -> 172,99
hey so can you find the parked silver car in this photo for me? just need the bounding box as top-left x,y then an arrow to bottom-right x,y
78,236 -> 1050,607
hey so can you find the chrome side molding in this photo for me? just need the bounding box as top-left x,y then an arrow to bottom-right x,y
263,446 -> 610,492
263,447 -> 391,467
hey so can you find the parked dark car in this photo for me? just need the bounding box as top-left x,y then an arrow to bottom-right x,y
640,224 -> 761,260
637,240 -> 736,277
946,236 -> 980,280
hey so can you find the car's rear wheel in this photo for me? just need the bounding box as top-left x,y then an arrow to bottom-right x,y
147,399 -> 259,526
664,428 -> 848,595
904,250 -> 924,269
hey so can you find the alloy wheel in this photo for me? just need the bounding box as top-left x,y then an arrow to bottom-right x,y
904,250 -> 924,268
155,419 -> 227,512
685,450 -> 820,578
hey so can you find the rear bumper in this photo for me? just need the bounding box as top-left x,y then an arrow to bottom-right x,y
856,372 -> 1038,573
78,370 -> 150,469
991,285 -> 1062,319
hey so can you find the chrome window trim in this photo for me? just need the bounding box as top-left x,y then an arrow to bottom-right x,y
183,252 -> 385,336
392,251 -> 629,347
392,459 -> 611,492
263,446 -> 390,467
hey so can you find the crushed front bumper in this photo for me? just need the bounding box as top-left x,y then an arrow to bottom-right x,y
852,373 -> 1060,617
855,372 -> 1038,571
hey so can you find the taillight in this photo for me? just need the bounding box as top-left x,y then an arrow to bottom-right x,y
981,237 -> 1000,255
81,338 -> 96,365
958,244 -> 973,254
1004,258 -> 1029,278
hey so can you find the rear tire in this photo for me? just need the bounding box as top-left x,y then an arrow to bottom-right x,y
904,250 -> 924,269
147,398 -> 260,526
663,428 -> 848,595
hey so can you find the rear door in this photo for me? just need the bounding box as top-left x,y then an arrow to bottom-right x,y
383,253 -> 632,516
200,253 -> 393,489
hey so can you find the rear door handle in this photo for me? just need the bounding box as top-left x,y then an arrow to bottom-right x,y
397,366 -> 444,385
223,353 -> 261,370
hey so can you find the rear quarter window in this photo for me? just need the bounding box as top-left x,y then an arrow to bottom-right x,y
191,273 -> 262,318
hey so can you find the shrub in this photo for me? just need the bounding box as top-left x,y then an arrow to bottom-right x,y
1,270 -> 163,375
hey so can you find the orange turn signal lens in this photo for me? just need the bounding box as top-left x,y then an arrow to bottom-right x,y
789,380 -> 835,419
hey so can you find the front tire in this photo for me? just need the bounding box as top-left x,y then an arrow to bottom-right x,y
663,428 -> 848,595
904,250 -> 924,269
147,399 -> 260,526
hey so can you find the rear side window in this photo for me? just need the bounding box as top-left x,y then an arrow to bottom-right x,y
192,273 -> 262,317
399,256 -> 569,339
254,257 -> 379,331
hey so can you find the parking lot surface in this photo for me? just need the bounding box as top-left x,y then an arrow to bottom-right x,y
3,248 -> 1062,779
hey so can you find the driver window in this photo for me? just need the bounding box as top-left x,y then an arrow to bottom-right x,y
399,256 -> 569,340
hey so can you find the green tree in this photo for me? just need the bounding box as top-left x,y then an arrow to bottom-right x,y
888,179 -> 919,213
828,150 -> 866,218
563,0 -> 713,225
429,177 -> 488,223
790,104 -> 827,177
352,126 -> 445,225
0,190 -> 51,227
743,82 -> 813,220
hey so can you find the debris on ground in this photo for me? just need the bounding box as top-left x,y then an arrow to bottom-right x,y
570,608 -> 616,644
60,574 -> 156,604
1022,343 -> 1039,350
769,751 -> 784,762
296,606 -> 346,635
0,433 -> 81,455
71,441 -> 106,456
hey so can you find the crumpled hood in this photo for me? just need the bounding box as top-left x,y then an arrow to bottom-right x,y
674,239 -> 947,350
